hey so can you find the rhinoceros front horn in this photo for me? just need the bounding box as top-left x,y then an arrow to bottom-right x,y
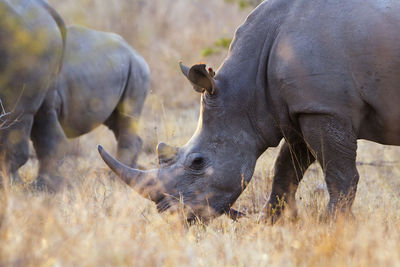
98,145 -> 164,202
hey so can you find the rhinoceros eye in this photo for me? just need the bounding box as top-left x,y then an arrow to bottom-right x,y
186,153 -> 207,171
191,157 -> 205,169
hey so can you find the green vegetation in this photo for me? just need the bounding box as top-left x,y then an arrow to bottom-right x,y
224,0 -> 263,9
202,0 -> 263,57
201,37 -> 233,57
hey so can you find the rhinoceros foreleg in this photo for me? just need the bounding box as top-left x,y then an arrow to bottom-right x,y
299,114 -> 359,218
30,99 -> 68,192
0,114 -> 34,186
268,139 -> 315,221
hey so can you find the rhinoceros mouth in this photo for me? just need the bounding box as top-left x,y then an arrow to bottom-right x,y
156,195 -> 173,213
155,194 -> 223,221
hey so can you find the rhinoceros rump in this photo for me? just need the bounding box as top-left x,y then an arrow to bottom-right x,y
0,0 -> 66,185
30,25 -> 150,191
100,0 -> 400,221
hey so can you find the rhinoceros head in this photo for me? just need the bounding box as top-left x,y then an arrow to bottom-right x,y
98,63 -> 266,222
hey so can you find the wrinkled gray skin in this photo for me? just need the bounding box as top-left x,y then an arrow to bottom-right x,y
99,0 -> 400,222
0,0 -> 66,186
31,25 -> 149,191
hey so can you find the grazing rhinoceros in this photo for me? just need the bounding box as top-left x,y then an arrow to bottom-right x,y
99,0 -> 400,222
0,0 -> 66,185
31,25 -> 149,191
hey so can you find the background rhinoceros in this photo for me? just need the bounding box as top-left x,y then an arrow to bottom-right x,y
0,0 -> 66,185
31,25 -> 149,191
99,0 -> 400,222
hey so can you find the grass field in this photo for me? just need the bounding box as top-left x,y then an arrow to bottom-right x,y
1,0 -> 400,266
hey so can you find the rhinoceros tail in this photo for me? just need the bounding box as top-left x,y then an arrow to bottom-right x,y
37,0 -> 67,74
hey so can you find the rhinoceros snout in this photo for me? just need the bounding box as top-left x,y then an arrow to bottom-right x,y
157,142 -> 178,165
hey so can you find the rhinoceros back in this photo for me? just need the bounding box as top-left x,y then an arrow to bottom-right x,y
56,25 -> 138,137
0,0 -> 64,120
264,0 -> 400,145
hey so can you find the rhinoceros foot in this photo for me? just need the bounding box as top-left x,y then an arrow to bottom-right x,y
30,174 -> 65,193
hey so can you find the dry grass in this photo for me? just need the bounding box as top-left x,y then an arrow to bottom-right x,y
1,0 -> 400,266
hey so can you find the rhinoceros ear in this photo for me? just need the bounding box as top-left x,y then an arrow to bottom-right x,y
180,62 -> 215,95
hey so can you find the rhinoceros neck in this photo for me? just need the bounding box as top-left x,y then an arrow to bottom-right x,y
217,0 -> 291,151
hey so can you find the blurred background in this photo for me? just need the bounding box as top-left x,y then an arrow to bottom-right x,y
4,1 -> 400,265
43,0 -> 254,164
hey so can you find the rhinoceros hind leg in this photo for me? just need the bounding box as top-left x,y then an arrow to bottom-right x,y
268,138 -> 315,222
117,130 -> 143,168
105,112 -> 143,168
106,60 -> 149,168
299,114 -> 359,218
104,68 -> 148,169
31,100 -> 68,192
